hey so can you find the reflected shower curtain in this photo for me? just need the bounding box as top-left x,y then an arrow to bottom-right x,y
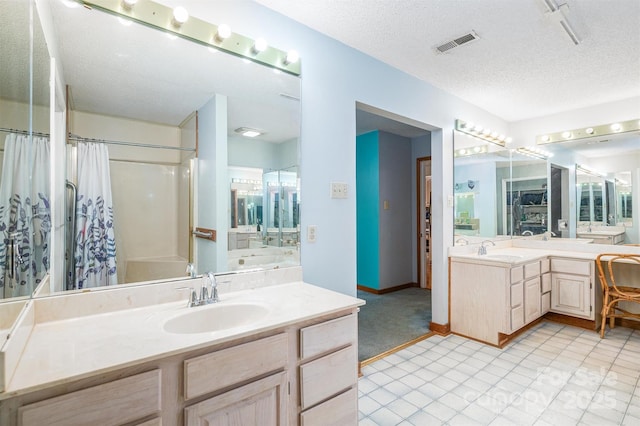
0,134 -> 51,298
73,142 -> 117,289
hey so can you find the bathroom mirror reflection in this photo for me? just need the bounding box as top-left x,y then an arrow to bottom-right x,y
454,126 -> 639,244
36,1 -> 300,295
0,0 -> 51,300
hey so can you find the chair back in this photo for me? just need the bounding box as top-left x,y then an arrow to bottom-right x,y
596,253 -> 640,294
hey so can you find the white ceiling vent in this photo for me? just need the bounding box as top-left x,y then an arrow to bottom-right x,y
435,31 -> 480,54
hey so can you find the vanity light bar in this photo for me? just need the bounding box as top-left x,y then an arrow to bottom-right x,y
576,164 -> 606,178
516,146 -> 554,160
455,119 -> 512,147
454,145 -> 488,157
78,0 -> 301,76
537,118 -> 640,145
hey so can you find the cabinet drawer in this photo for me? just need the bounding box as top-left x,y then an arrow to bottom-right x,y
524,261 -> 541,279
300,314 -> 356,360
300,345 -> 357,410
541,258 -> 550,274
510,265 -> 523,283
18,370 -> 160,426
511,305 -> 524,331
300,387 -> 357,426
184,333 -> 288,400
550,258 -> 591,275
510,282 -> 523,308
541,273 -> 551,293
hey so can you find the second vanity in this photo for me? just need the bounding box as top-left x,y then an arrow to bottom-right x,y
449,240 -> 640,347
0,267 -> 364,426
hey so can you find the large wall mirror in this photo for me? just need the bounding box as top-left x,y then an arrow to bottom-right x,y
0,0 -> 51,300
1,0 -> 300,301
453,125 -> 639,245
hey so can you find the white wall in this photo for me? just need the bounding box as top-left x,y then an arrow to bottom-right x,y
179,1 -> 508,327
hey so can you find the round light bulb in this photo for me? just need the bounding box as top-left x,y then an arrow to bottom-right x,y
541,135 -> 550,142
217,24 -> 231,39
122,0 -> 138,6
473,125 -> 483,133
285,50 -> 299,65
473,146 -> 481,153
62,0 -> 80,8
490,132 -> 498,139
459,149 -> 467,155
505,137 -> 513,144
585,127 -> 594,135
172,6 -> 189,24
498,134 -> 506,141
611,123 -> 621,132
254,38 -> 268,52
562,131 -> 572,139
482,128 -> 491,136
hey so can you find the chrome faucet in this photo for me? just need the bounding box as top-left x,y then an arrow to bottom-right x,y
206,272 -> 220,304
455,237 -> 469,246
542,231 -> 557,241
186,263 -> 196,278
478,240 -> 496,255
183,272 -> 220,307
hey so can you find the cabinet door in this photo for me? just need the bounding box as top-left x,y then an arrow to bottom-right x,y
184,372 -> 287,426
524,277 -> 541,324
551,273 -> 591,319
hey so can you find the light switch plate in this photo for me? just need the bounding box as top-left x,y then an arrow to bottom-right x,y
307,225 -> 317,243
330,182 -> 348,199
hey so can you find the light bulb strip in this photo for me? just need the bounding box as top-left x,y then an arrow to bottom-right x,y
516,146 -> 553,160
81,0 -> 301,76
455,119 -> 511,147
537,118 -> 640,145
576,164 -> 606,178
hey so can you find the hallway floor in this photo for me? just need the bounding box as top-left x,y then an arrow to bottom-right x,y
358,321 -> 640,425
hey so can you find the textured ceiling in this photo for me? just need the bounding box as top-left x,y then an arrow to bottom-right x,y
256,0 -> 640,123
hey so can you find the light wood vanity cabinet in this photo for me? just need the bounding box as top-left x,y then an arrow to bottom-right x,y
550,257 -> 594,320
451,258 -> 545,346
1,310 -> 359,426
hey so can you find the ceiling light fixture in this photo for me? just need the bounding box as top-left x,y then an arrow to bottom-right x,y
541,0 -> 581,45
80,0 -> 301,76
235,127 -> 262,138
455,119 -> 511,147
536,118 -> 639,144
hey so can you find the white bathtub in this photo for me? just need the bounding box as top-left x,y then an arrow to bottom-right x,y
227,247 -> 300,271
124,256 -> 188,283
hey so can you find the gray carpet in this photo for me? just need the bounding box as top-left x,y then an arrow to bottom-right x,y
357,287 -> 432,361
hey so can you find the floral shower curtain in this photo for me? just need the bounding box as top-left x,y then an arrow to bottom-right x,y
0,134 -> 51,299
73,142 -> 117,289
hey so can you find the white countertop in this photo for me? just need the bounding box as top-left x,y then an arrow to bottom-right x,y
449,239 -> 640,266
1,281 -> 363,399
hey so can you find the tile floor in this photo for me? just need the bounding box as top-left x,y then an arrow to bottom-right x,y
358,322 -> 640,425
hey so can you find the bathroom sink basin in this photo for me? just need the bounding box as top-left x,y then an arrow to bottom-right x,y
163,303 -> 270,334
482,254 -> 525,262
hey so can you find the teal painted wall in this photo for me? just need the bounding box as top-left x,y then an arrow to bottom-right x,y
356,131 -> 380,289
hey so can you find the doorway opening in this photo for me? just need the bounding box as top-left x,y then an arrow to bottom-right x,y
355,102 -> 436,363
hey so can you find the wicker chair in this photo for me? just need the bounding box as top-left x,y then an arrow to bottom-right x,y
596,253 -> 640,338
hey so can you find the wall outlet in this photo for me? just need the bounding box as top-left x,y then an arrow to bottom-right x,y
330,182 -> 348,199
307,225 -> 317,243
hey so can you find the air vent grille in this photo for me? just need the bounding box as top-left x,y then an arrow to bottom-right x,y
436,31 -> 480,54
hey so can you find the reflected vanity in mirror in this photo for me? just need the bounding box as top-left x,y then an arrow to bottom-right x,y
13,0 -> 301,298
454,118 -> 639,245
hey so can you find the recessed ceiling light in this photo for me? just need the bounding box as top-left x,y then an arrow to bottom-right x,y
235,127 -> 262,138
